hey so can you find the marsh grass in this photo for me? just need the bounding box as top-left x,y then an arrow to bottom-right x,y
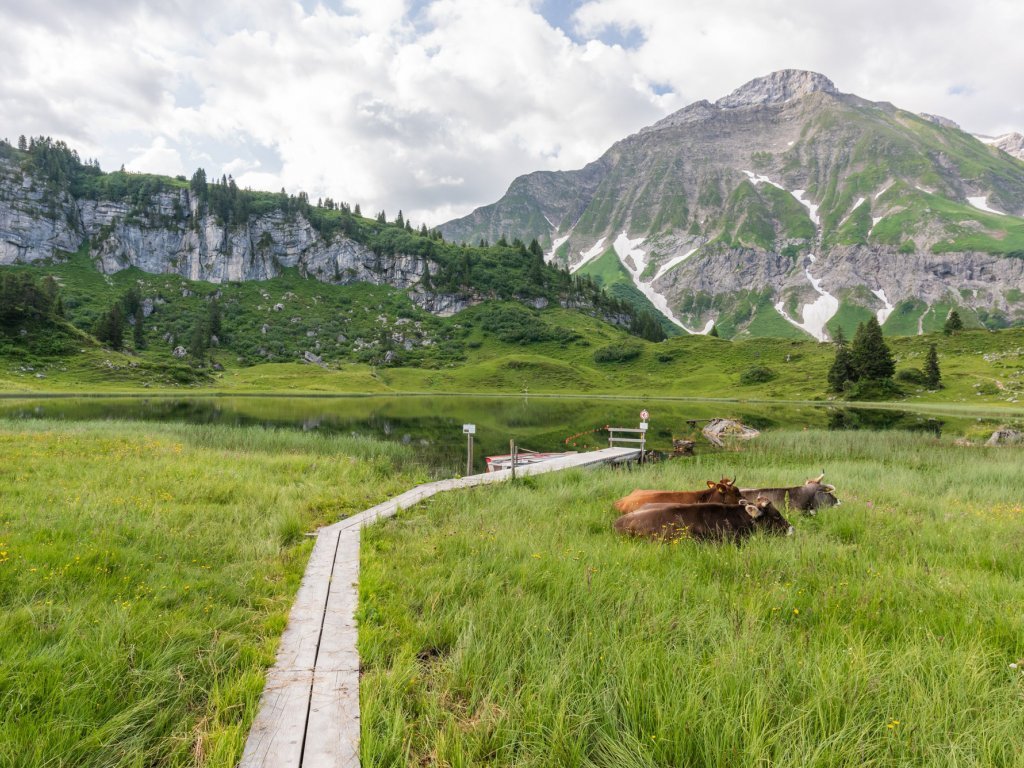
0,419 -> 423,766
361,431 -> 1024,767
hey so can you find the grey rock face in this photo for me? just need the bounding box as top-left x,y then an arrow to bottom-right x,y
0,156 -> 433,300
993,133 -> 1024,161
714,70 -> 838,109
920,113 -> 961,130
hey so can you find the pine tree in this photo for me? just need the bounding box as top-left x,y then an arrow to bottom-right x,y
827,344 -> 855,392
924,343 -> 941,388
832,325 -> 847,346
94,305 -> 125,350
133,305 -> 146,349
189,318 -> 209,361
849,318 -> 895,381
354,204 -> 361,217
208,299 -> 222,340
709,324 -> 720,338
394,210 -> 404,228
17,135 -> 27,151
943,309 -> 963,335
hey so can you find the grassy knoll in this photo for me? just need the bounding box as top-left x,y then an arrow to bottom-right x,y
0,420 -> 425,766
360,430 -> 1024,766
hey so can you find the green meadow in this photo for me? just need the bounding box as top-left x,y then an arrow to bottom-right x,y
0,420 -> 425,766
360,429 -> 1024,767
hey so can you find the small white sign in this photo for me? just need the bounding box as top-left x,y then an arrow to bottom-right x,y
639,422 -> 649,431
640,409 -> 650,421
463,424 -> 476,434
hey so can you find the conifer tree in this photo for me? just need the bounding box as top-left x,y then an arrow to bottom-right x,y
133,305 -> 145,349
709,324 -> 720,338
849,318 -> 895,381
827,344 -> 855,392
208,299 -> 222,340
354,204 -> 361,217
943,309 -> 963,335
924,343 -> 941,388
189,318 -> 209,361
94,305 -> 125,350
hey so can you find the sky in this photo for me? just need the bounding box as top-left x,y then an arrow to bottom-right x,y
2,0 -> 1022,227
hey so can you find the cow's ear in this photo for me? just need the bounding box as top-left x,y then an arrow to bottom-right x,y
757,497 -> 770,508
707,480 -> 717,489
745,504 -> 762,519
823,484 -> 836,492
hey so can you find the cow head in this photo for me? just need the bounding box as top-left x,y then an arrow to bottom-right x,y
744,496 -> 793,536
706,478 -> 742,503
803,471 -> 840,511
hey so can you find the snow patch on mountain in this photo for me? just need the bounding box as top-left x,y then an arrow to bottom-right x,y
839,197 -> 866,227
774,260 -> 838,341
742,170 -> 785,190
791,189 -> 821,226
872,288 -> 894,324
967,196 -> 1006,216
572,237 -> 606,271
609,232 -> 713,333
546,234 -> 570,263
653,248 -> 699,282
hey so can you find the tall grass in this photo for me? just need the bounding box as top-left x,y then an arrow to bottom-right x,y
0,419 -> 423,766
360,431 -> 1024,766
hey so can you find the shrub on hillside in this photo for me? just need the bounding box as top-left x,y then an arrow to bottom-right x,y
896,368 -> 928,385
739,365 -> 776,385
593,343 -> 642,363
476,304 -> 578,346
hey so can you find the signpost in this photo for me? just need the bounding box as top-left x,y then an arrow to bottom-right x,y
639,410 -> 649,462
463,424 -> 476,475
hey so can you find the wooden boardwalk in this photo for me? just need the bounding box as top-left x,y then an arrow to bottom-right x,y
239,446 -> 639,768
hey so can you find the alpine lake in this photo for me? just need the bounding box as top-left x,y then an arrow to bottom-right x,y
1,394 -> 1019,476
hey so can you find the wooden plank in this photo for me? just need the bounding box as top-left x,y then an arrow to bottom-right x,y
239,529 -> 341,768
302,528 -> 361,767
238,668 -> 314,768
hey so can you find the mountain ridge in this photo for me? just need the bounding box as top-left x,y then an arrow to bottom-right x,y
440,70 -> 1024,340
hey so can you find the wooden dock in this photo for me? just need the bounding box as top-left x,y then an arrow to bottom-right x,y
239,446 -> 639,768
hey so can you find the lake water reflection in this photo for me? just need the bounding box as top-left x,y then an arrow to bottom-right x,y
0,395 -> 1009,474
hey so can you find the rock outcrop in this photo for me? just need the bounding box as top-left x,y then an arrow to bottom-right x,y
0,156 -> 430,291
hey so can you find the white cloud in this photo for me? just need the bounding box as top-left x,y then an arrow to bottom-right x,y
126,136 -> 185,177
1,0 -> 1022,227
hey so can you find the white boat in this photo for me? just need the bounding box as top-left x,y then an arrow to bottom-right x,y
485,448 -> 577,472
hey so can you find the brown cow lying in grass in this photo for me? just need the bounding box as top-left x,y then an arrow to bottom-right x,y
614,477 -> 742,514
739,472 -> 839,515
613,497 -> 793,543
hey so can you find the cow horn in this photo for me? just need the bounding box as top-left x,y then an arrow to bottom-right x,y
745,504 -> 763,519
808,471 -> 825,484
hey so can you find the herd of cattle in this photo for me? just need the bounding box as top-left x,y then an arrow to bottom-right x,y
613,473 -> 840,543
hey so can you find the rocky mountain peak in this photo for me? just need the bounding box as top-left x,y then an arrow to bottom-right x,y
714,69 -> 838,109
994,132 -> 1024,161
